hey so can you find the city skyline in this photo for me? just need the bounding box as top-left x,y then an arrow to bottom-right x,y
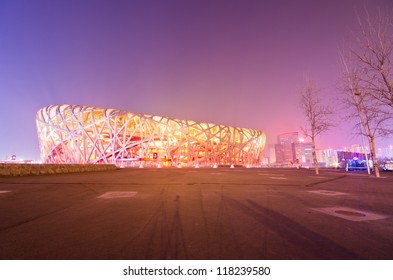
1,0 -> 393,161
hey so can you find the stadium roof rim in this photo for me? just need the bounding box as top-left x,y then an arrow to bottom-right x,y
37,104 -> 265,133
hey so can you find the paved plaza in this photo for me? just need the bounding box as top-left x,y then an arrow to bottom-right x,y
0,168 -> 392,260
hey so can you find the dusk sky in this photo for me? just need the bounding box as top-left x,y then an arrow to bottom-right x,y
1,0 -> 393,161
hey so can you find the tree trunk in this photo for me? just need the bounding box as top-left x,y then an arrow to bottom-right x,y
312,138 -> 319,175
369,137 -> 380,178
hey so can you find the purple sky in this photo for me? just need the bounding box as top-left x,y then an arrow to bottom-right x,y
1,0 -> 392,160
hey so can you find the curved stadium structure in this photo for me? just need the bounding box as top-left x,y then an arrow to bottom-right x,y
36,105 -> 266,167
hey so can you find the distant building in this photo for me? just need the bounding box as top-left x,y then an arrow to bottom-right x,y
315,149 -> 338,168
377,146 -> 393,160
275,132 -> 299,164
323,148 -> 339,167
273,134 -> 390,168
295,141 -> 313,165
336,150 -> 370,167
268,144 -> 276,164
273,132 -> 341,168
344,144 -> 367,154
316,149 -> 326,166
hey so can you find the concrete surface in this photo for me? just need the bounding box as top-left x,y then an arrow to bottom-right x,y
0,168 -> 392,260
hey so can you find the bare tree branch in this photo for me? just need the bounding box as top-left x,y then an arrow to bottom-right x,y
350,8 -> 393,108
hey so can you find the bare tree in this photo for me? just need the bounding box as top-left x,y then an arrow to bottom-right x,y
350,8 -> 393,109
338,8 -> 393,177
340,54 -> 393,178
299,77 -> 334,175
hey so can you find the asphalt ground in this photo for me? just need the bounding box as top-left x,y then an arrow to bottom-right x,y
0,167 -> 392,260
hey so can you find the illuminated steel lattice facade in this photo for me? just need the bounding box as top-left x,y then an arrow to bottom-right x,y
36,105 -> 266,166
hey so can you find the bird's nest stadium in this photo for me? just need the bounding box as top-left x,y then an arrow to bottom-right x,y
36,105 -> 266,167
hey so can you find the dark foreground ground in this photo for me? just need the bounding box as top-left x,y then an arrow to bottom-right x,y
0,167 -> 392,260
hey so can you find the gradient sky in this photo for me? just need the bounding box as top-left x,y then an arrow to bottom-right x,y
1,0 -> 392,160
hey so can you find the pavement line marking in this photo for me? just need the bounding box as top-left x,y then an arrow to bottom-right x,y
269,177 -> 287,180
98,191 -> 137,199
208,173 -> 222,175
312,207 -> 388,222
0,191 -> 11,194
308,190 -> 349,196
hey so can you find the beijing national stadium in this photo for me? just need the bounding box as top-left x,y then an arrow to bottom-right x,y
36,105 -> 266,167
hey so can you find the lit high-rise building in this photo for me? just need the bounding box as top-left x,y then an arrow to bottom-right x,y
295,141 -> 313,164
275,132 -> 299,164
